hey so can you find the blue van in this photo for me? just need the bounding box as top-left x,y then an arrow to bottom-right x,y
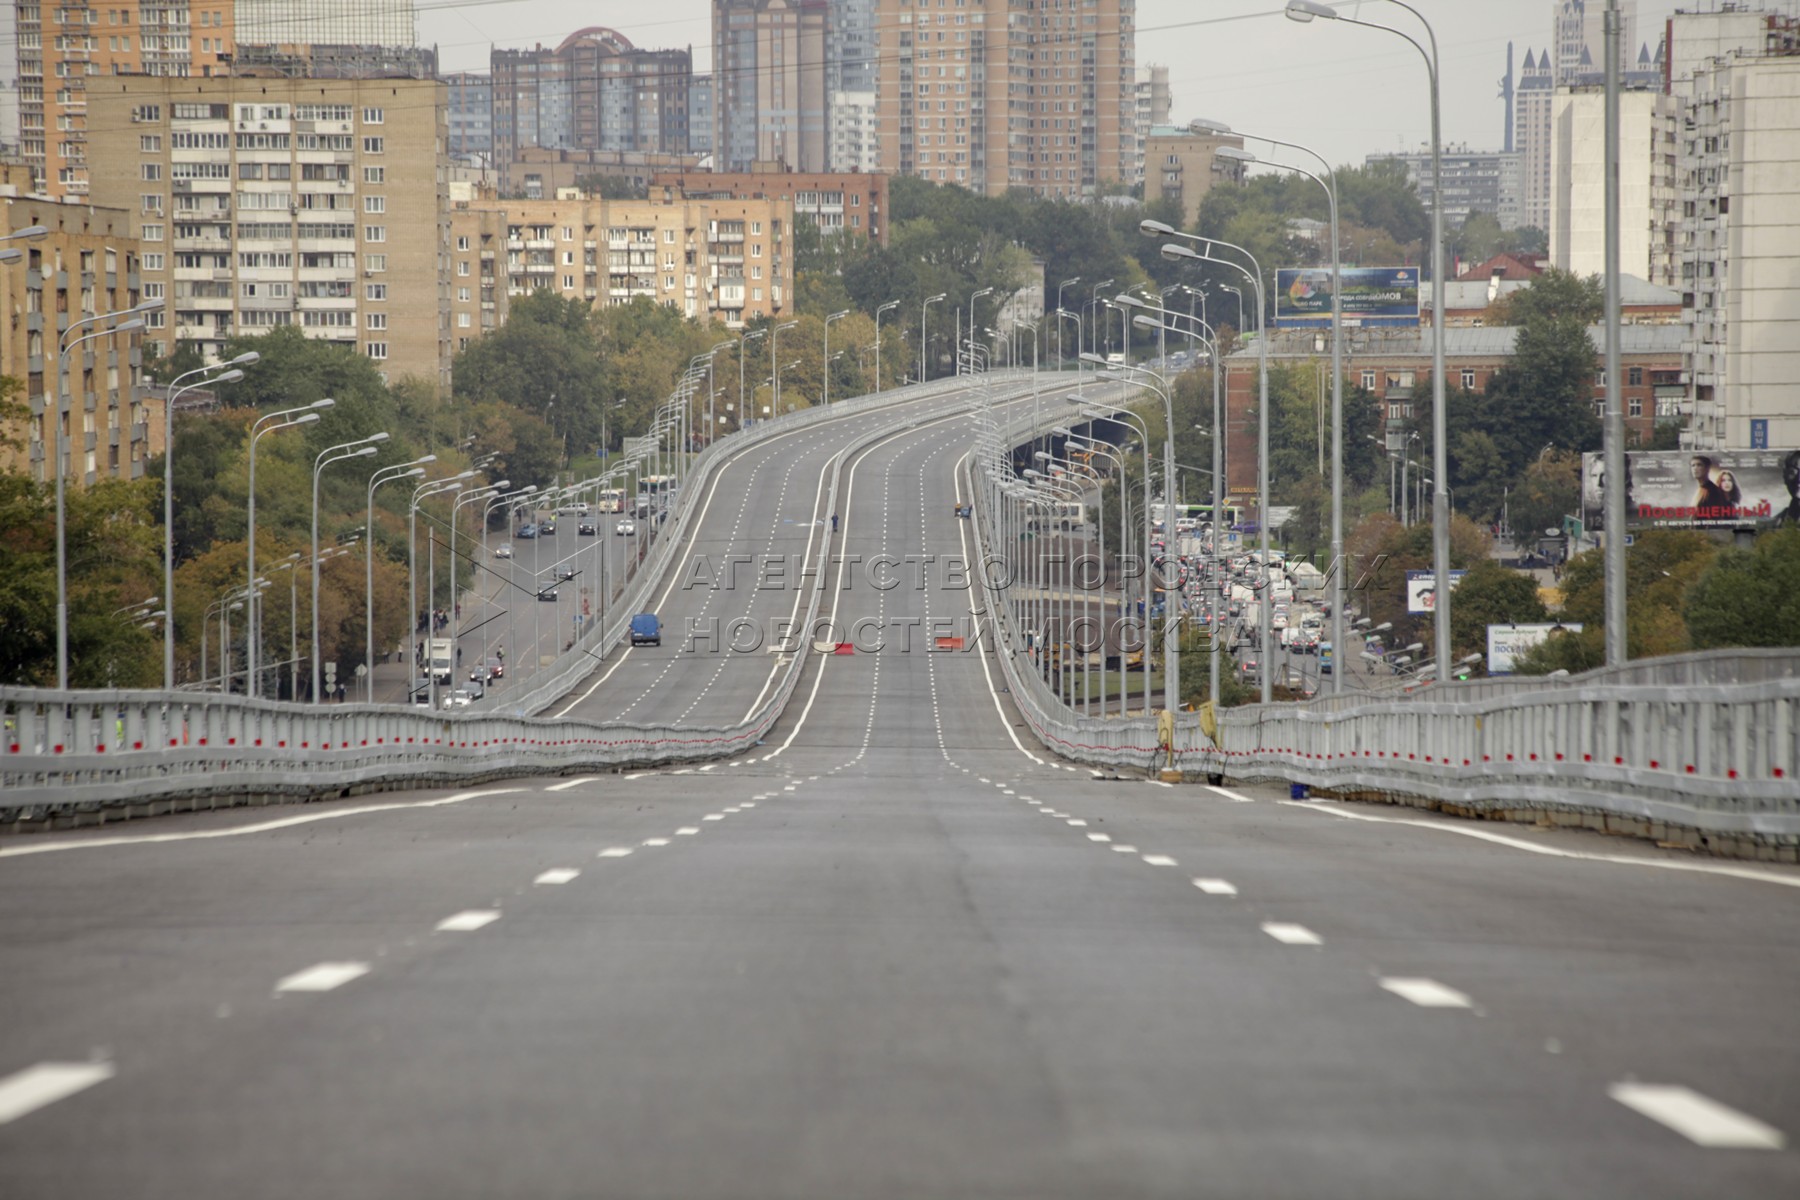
630,613 -> 661,647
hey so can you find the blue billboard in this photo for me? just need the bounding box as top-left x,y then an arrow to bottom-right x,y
1275,267 -> 1422,329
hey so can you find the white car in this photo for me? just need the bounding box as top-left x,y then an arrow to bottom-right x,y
494,542 -> 513,559
615,518 -> 638,536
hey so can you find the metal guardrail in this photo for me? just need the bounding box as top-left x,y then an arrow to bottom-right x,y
961,420 -> 1800,843
0,372 -> 1042,824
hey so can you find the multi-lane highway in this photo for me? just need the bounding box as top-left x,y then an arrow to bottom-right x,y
2,380 -> 1796,1198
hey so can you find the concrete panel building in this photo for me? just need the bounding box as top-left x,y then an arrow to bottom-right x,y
1548,87 -> 1679,285
649,169 -> 888,245
490,29 -> 693,166
446,182 -> 792,347
0,164 -> 151,486
87,75 -> 451,390
1142,126 -> 1244,230
874,0 -> 1139,198
713,0 -> 831,173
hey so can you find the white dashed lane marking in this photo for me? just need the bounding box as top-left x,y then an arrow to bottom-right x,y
533,869 -> 580,885
1192,878 -> 1238,895
545,777 -> 601,792
598,847 -> 634,858
1379,977 -> 1473,1008
1142,855 -> 1178,867
0,1062 -> 115,1125
1261,923 -> 1323,946
1607,1083 -> 1786,1149
436,910 -> 501,932
275,962 -> 371,993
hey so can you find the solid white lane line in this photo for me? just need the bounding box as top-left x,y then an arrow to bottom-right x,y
436,910 -> 500,932
1285,801 -> 1800,889
534,869 -> 580,885
1261,922 -> 1324,946
1607,1083 -> 1786,1149
1142,854 -> 1178,867
1193,878 -> 1238,895
1379,977 -> 1473,1008
275,962 -> 371,993
598,847 -> 634,857
0,1062 -> 115,1125
1208,786 -> 1257,803
546,777 -> 601,792
0,787 -> 528,858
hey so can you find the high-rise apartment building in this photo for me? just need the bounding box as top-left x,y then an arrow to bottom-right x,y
713,0 -> 830,172
1547,87 -> 1677,284
1554,0 -> 1637,85
1142,126 -> 1243,230
233,0 -> 415,47
874,0 -> 1138,197
1678,48 -> 1800,452
1371,144 -> 1525,232
689,74 -> 714,156
445,71 -> 493,161
1134,64 -> 1170,187
88,74 -> 451,389
446,182 -> 792,347
0,163 -> 151,486
650,169 -> 888,245
490,29 -> 693,167
16,1 -> 238,200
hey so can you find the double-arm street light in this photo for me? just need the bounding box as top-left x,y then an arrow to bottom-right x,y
770,319 -> 799,415
55,298 -> 161,689
160,350 -> 258,689
823,310 -> 851,404
1055,277 -> 1082,367
245,396 -> 333,696
921,293 -> 948,382
965,288 -> 995,377
1152,227 -> 1273,703
777,360 -> 803,411
364,454 -> 435,700
311,433 -> 387,701
738,328 -> 766,430
874,300 -> 901,393
1087,279 -> 1115,366
1287,0 -> 1450,683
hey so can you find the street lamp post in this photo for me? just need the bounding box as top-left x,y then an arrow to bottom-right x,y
1055,277 -> 1082,367
770,319 -> 799,416
160,351 -> 257,689
738,328 -> 765,430
55,300 -> 160,689
921,293 -> 947,383
245,397 -> 332,697
364,455 -> 434,700
1287,0 -> 1449,683
311,435 -> 386,702
1087,280 -> 1115,369
823,310 -> 850,404
874,300 -> 900,393
965,288 -> 995,378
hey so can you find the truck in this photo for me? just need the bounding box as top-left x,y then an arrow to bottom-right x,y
427,637 -> 455,685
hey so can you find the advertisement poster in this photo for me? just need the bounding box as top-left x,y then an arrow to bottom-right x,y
1405,569 -> 1466,614
1487,623 -> 1584,675
1275,267 -> 1422,328
1581,449 -> 1800,530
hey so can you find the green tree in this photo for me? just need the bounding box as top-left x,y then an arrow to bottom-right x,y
1447,559 -> 1548,661
1684,528 -> 1800,650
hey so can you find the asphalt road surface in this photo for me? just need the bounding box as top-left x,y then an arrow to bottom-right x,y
3,382 -> 1797,1198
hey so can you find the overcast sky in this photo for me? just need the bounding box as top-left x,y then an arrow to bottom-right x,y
422,0 -> 1691,172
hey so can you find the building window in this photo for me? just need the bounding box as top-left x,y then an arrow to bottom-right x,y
1628,366 -> 1644,387
364,226 -> 385,243
141,163 -> 161,181
364,167 -> 385,184
140,135 -> 161,152
456,236 -> 469,251
364,196 -> 385,214
456,261 -> 469,276
1594,398 -> 1606,417
365,342 -> 388,360
362,137 -> 384,154
142,253 -> 164,270
365,254 -> 386,272
456,287 -> 469,302
367,313 -> 387,331
1360,369 -> 1376,390
1595,368 -> 1606,387
1460,368 -> 1476,390
563,275 -> 574,289
362,107 -> 384,125
366,283 -> 386,301
142,194 -> 163,212
458,312 -> 471,328
142,224 -> 164,242
1629,397 -> 1643,418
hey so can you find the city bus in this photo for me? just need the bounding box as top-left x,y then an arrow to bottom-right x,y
597,487 -> 627,514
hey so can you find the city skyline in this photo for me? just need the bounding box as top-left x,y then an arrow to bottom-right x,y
422,0 -> 1701,194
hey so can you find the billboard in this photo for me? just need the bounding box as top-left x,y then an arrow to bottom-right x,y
1405,569 -> 1466,614
1487,623 -> 1584,675
1275,267 -> 1422,328
1581,449 -> 1800,531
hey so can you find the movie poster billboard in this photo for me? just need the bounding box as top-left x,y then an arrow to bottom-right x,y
1405,569 -> 1466,614
1486,623 -> 1584,675
1275,267 -> 1422,328
1581,449 -> 1800,530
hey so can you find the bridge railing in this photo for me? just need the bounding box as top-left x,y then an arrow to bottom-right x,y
963,414 -> 1800,843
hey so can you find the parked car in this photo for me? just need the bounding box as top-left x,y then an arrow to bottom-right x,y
630,612 -> 661,646
516,523 -> 538,539
577,521 -> 596,536
494,542 -> 514,558
615,518 -> 638,536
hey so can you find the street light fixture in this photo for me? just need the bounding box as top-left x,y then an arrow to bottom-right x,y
965,288 -> 995,377
823,310 -> 850,404
310,433 -> 388,702
921,293 -> 947,382
244,396 -> 332,696
770,319 -> 799,416
364,454 -> 435,700
874,300 -> 901,393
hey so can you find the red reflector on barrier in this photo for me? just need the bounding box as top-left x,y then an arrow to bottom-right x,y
53,745 -> 63,754
96,745 -> 105,754
133,742 -> 142,750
